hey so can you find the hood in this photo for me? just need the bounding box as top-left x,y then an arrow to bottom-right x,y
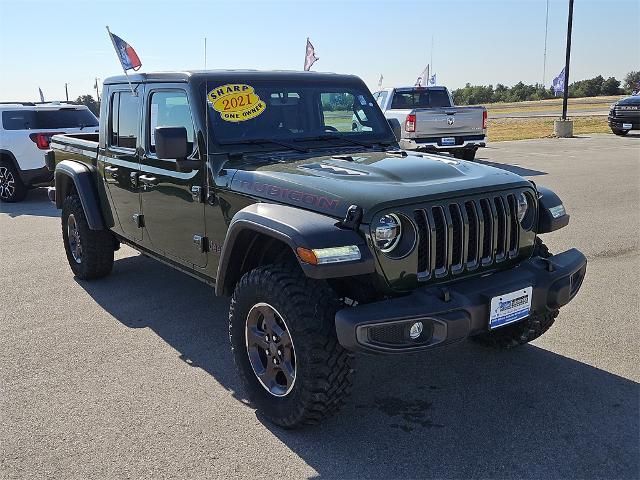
229,151 -> 531,222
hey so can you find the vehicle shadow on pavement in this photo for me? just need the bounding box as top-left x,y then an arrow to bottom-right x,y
0,188 -> 58,218
77,254 -> 639,480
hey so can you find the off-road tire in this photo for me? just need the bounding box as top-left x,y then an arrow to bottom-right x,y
229,264 -> 353,428
471,238 -> 558,348
611,128 -> 629,136
0,161 -> 27,203
61,195 -> 114,279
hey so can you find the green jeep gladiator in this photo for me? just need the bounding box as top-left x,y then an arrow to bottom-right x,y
47,71 -> 587,428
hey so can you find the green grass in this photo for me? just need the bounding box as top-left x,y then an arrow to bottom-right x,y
487,116 -> 610,142
323,110 -> 353,131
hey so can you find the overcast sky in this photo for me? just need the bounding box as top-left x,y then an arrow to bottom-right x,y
0,0 -> 638,102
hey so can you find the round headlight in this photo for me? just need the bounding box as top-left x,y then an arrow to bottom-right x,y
517,192 -> 529,222
375,214 -> 402,252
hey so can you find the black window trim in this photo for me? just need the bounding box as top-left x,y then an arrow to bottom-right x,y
108,88 -> 141,154
144,86 -> 198,160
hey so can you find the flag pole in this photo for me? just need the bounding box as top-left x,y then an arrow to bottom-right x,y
106,25 -> 137,96
542,0 -> 549,86
430,36 -> 434,75
561,0 -> 574,120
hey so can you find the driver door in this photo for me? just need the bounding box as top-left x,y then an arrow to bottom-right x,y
139,86 -> 207,268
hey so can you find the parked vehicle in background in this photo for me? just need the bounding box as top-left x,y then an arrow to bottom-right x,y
48,70 -> 585,428
365,86 -> 487,160
608,95 -> 640,136
0,102 -> 98,202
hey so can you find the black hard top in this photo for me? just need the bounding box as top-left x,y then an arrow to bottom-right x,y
103,70 -> 361,85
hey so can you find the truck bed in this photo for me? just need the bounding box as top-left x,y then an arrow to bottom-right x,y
50,132 -> 99,167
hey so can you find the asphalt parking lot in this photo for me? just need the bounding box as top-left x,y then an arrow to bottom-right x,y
1,133 -> 638,479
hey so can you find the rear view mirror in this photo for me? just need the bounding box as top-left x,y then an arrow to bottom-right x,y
155,126 -> 188,160
387,118 -> 401,141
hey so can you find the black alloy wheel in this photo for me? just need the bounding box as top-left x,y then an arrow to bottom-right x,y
245,302 -> 296,397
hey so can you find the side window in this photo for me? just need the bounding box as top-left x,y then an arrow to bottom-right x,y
376,91 -> 388,107
109,91 -> 140,149
148,90 -> 195,154
2,110 -> 36,130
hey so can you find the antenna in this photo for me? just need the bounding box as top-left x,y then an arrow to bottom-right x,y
204,37 -> 207,70
430,36 -> 434,75
542,0 -> 549,86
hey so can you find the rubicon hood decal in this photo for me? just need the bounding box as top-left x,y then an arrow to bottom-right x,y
234,175 -> 341,211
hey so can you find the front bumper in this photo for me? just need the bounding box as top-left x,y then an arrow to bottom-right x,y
335,248 -> 587,354
608,116 -> 639,130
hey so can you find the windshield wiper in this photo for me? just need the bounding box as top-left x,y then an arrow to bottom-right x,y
294,134 -> 391,150
220,138 -> 308,153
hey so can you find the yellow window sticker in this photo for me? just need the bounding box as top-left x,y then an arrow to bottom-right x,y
208,84 -> 266,122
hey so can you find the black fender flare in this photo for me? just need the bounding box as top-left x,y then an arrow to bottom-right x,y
537,186 -> 570,233
215,203 -> 375,296
54,160 -> 105,230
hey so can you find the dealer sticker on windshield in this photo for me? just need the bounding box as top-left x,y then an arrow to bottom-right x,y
489,286 -> 532,330
207,84 -> 266,122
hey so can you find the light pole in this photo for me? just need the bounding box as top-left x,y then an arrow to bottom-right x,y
561,0 -> 574,120
555,0 -> 575,137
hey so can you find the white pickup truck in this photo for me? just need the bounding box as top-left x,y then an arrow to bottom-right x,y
366,86 -> 487,160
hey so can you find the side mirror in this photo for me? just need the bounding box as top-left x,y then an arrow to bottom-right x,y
155,126 -> 189,160
387,118 -> 401,141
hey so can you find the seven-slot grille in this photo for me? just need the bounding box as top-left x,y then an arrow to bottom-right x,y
413,193 -> 522,280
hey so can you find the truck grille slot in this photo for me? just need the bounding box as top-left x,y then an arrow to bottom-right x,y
414,193 -> 521,280
613,107 -> 640,118
479,199 -> 493,262
449,204 -> 463,271
414,211 -> 430,274
507,194 -> 519,254
494,196 -> 507,260
464,201 -> 479,266
432,206 -> 447,275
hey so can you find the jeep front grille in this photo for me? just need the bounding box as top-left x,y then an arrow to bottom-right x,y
413,193 -> 522,280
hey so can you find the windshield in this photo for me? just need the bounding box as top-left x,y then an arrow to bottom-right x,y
202,80 -> 392,145
390,89 -> 452,109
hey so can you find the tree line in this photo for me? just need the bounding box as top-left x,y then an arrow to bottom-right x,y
452,71 -> 640,105
73,71 -> 640,114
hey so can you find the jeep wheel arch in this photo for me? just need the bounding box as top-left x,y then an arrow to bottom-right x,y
215,203 -> 375,296
54,160 -> 106,230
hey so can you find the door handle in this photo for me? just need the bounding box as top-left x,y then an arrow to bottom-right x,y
139,174 -> 158,186
104,165 -> 119,176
